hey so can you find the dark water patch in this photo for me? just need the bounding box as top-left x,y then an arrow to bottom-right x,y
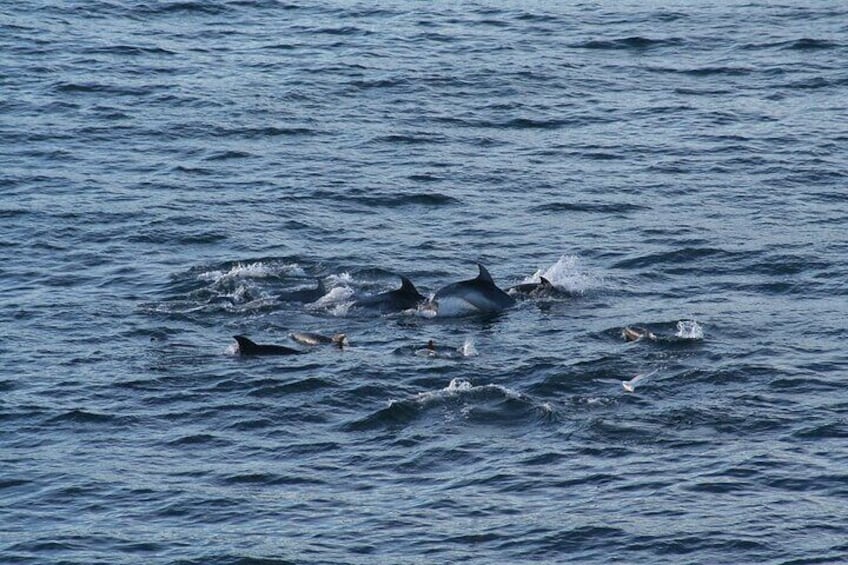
611,247 -> 749,271
248,376 -> 334,396
793,421 -> 848,439
128,228 -> 229,245
529,202 -> 648,215
173,557 -> 297,565
81,44 -> 177,57
575,36 -> 684,50
780,38 -> 840,51
514,525 -> 627,557
214,126 -> 316,139
503,117 -> 576,130
166,433 -> 233,448
349,77 -> 410,91
0,208 -> 31,219
53,81 -> 156,97
46,408 -> 132,427
132,1 -> 234,17
350,192 -> 460,209
204,150 -> 255,161
407,173 -> 443,183
649,65 -> 753,77
220,472 -> 327,486
370,132 -> 448,145
0,477 -> 31,491
623,534 -> 770,558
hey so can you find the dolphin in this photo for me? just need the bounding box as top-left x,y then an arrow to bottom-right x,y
431,264 -> 516,316
507,276 -> 555,297
355,275 -> 426,312
290,331 -> 349,348
621,326 -> 657,342
278,278 -> 326,303
233,335 -> 303,356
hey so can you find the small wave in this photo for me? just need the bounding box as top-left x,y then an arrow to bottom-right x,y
47,409 -> 128,426
348,378 -> 550,431
81,44 -> 176,57
611,247 -> 740,270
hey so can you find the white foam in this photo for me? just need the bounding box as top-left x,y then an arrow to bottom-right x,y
327,271 -> 354,286
676,319 -> 704,340
442,378 -> 470,392
415,303 -> 438,318
524,254 -> 604,295
198,261 -> 305,282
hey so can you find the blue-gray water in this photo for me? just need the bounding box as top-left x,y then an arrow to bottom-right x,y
2,2 -> 848,563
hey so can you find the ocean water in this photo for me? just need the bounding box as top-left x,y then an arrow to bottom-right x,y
2,1 -> 848,563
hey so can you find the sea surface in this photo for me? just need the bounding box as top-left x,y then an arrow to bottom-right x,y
2,1 -> 848,563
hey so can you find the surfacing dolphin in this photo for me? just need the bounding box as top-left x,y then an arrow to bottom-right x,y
233,335 -> 303,356
290,331 -> 349,348
355,275 -> 426,312
278,278 -> 326,303
430,263 -> 516,316
507,276 -> 555,297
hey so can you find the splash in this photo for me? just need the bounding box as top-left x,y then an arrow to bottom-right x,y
198,261 -> 305,283
622,368 -> 659,392
676,319 -> 704,340
523,254 -> 604,295
445,378 -> 474,393
460,338 -> 478,357
306,285 -> 355,316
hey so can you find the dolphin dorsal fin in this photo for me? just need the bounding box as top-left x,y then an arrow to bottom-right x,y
540,276 -> 553,288
315,278 -> 326,293
399,276 -> 417,294
476,263 -> 494,284
233,335 -> 257,353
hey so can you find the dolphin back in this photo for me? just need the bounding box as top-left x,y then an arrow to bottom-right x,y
233,335 -> 301,355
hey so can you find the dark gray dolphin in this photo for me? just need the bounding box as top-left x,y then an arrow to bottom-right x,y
355,275 -> 426,312
278,278 -> 326,303
431,264 -> 516,316
507,276 -> 555,297
233,335 -> 303,356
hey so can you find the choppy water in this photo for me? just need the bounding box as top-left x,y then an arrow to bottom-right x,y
3,1 -> 848,563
